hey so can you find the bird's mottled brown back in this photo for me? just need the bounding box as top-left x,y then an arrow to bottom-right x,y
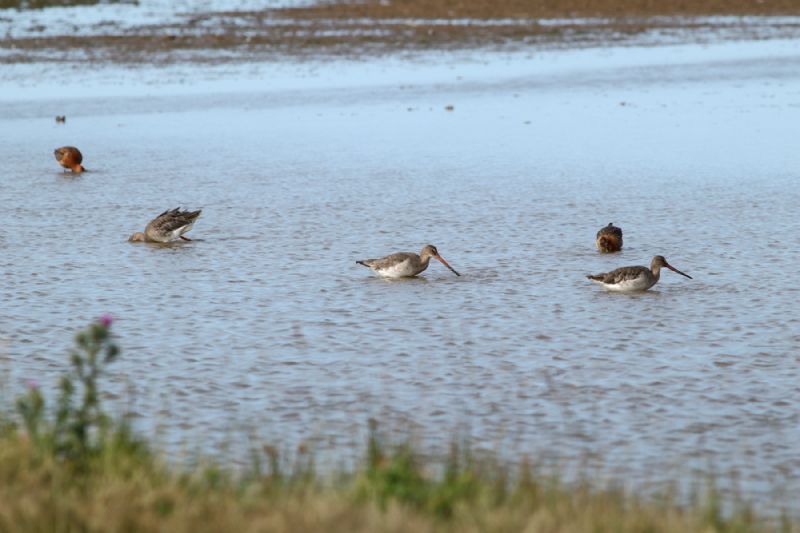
362,252 -> 419,270
145,208 -> 202,241
596,223 -> 622,240
595,265 -> 650,284
596,223 -> 623,252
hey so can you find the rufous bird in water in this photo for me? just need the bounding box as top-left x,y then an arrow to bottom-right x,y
128,208 -> 202,243
587,255 -> 692,292
595,222 -> 623,252
356,244 -> 461,278
53,146 -> 85,173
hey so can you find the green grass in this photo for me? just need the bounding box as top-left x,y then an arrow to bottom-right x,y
0,318 -> 793,532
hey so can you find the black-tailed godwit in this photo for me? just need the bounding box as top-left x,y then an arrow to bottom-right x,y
53,146 -> 84,173
128,208 -> 202,243
356,244 -> 460,278
596,222 -> 623,252
587,255 -> 691,291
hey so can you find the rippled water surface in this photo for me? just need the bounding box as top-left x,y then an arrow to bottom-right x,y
2,40 -> 799,509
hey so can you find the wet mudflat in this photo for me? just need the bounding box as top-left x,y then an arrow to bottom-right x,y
1,37 -> 799,511
3,0 -> 800,63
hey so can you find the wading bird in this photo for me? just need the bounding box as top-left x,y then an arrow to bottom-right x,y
356,245 -> 460,278
128,208 -> 202,243
595,222 -> 623,252
53,146 -> 85,173
587,255 -> 691,292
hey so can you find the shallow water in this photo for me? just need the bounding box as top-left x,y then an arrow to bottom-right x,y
1,40 -> 800,509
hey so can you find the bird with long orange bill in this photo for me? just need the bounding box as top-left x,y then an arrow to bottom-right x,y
356,244 -> 460,278
587,255 -> 692,292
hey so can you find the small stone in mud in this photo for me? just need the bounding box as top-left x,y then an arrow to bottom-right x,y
445,105 -> 454,111
55,115 -> 66,123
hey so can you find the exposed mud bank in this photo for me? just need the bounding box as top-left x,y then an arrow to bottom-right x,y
2,0 -> 800,63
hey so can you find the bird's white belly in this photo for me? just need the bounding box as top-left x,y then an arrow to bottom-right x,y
603,275 -> 654,292
375,259 -> 416,278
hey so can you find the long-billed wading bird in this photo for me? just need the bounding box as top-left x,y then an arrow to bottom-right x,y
53,146 -> 85,173
356,245 -> 460,278
587,255 -> 691,292
595,222 -> 623,252
128,208 -> 202,243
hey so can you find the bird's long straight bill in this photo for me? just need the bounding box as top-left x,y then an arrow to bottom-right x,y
435,256 -> 461,277
666,263 -> 693,279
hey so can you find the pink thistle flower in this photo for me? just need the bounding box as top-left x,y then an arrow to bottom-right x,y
25,379 -> 39,390
99,314 -> 114,328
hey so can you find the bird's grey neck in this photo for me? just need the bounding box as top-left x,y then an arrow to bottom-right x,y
650,265 -> 662,280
